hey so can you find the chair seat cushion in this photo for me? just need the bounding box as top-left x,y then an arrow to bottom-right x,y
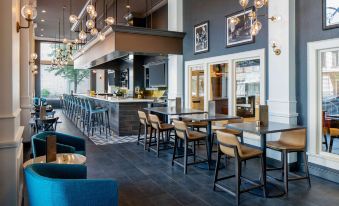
239,145 -> 262,160
160,123 -> 174,130
187,131 -> 207,140
267,141 -> 305,151
187,121 -> 208,128
214,128 -> 241,135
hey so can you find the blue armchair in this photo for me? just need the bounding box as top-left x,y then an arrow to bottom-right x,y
25,164 -> 119,206
31,132 -> 86,158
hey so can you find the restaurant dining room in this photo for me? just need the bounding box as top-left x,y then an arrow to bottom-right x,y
1,0 -> 339,206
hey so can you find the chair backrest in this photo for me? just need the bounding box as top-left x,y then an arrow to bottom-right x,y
36,117 -> 59,133
138,110 -> 149,125
216,131 -> 242,157
228,118 -> 244,124
173,120 -> 188,139
329,128 -> 339,137
148,114 -> 161,129
279,128 -> 307,149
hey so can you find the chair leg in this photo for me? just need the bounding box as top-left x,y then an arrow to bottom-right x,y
172,135 -> 178,166
144,125 -> 148,150
156,130 -> 160,157
260,155 -> 266,198
283,150 -> 289,195
205,137 -> 211,170
184,139 -> 188,174
137,123 -> 141,145
303,151 -> 311,188
193,141 -> 196,163
148,128 -> 153,152
329,137 -> 334,153
213,149 -> 221,191
235,158 -> 241,206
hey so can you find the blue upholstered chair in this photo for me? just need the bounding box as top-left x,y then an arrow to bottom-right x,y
31,131 -> 86,158
25,164 -> 119,206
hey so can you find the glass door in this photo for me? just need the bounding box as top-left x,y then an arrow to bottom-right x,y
190,65 -> 204,110
320,49 -> 339,155
209,63 -> 229,114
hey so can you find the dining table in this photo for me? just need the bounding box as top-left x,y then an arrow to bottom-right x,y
181,113 -> 240,169
227,121 -> 306,197
144,107 -> 206,120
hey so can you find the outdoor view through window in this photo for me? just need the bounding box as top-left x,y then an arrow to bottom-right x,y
40,42 -> 90,98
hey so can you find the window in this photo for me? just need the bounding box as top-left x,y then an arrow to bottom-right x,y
235,59 -> 260,121
40,42 -> 90,98
209,63 -> 229,114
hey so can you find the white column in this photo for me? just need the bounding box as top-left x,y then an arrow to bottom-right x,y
0,0 -> 25,205
167,0 -> 183,100
267,0 -> 298,124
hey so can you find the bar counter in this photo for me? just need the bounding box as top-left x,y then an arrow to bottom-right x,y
78,94 -> 154,136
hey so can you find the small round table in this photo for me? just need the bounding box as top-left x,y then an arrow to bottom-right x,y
23,153 -> 86,168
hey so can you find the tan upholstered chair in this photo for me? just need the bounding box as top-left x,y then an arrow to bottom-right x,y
214,131 -> 265,206
148,114 -> 174,157
137,111 -> 151,150
216,118 -> 244,143
266,129 -> 311,195
172,120 -> 209,174
329,128 -> 339,153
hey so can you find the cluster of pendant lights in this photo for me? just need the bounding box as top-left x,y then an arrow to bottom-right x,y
70,0 -> 116,42
233,0 -> 269,36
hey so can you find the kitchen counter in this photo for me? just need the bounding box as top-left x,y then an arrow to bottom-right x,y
78,94 -> 153,136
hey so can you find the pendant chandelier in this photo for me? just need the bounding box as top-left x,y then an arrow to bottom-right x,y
235,0 -> 280,36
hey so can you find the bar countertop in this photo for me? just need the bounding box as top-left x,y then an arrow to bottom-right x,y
77,94 -> 155,103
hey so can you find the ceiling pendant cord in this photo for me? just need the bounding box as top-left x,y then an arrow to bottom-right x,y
150,0 -> 153,29
115,0 -> 118,25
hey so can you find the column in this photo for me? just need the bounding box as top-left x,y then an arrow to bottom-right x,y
0,0 -> 25,205
267,0 -> 298,124
167,0 -> 183,100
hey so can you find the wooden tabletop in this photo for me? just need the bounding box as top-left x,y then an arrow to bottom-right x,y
227,122 -> 306,135
23,153 -> 86,168
144,107 -> 206,115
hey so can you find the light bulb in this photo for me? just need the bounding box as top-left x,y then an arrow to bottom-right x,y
105,17 -> 115,26
239,0 -> 249,8
253,20 -> 262,31
30,53 -> 38,60
248,11 -> 257,21
74,38 -> 79,44
86,4 -> 95,14
32,64 -> 38,70
89,10 -> 97,19
86,19 -> 95,29
79,30 -> 87,40
63,38 -> 68,44
229,17 -> 240,26
98,32 -> 105,41
254,0 -> 266,8
21,4 -> 37,20
33,70 -> 38,75
90,28 -> 98,36
69,14 -> 78,24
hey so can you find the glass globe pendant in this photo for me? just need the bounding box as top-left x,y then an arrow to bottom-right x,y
79,30 -> 87,40
69,14 -> 78,24
90,28 -> 98,36
86,4 -> 95,14
229,17 -> 240,27
254,0 -> 266,8
86,19 -> 95,29
21,4 -> 37,20
239,0 -> 249,8
98,32 -> 105,41
250,20 -> 262,36
105,17 -> 115,26
89,10 -> 97,19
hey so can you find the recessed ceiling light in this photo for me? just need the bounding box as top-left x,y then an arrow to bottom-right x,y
41,28 -> 44,31
41,19 -> 45,22
40,34 -> 44,37
42,10 -> 46,13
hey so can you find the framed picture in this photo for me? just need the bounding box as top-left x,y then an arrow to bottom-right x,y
323,0 -> 339,30
225,7 -> 255,48
194,21 -> 209,54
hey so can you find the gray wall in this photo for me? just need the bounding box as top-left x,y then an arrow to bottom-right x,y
296,0 -> 339,125
183,0 -> 268,61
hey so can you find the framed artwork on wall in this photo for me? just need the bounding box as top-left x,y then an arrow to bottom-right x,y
323,0 -> 339,30
225,7 -> 255,48
194,21 -> 209,54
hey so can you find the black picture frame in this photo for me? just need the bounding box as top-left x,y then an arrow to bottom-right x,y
225,7 -> 255,48
194,21 -> 209,54
323,0 -> 339,30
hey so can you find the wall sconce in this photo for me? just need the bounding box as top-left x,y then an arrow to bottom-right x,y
272,41 -> 281,56
268,16 -> 281,22
29,53 -> 38,65
17,4 -> 37,33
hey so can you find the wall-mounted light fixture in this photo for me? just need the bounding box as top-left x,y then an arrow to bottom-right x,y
272,41 -> 281,56
17,4 -> 37,33
29,53 -> 38,64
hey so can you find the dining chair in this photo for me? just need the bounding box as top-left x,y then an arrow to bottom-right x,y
35,117 -> 59,133
137,110 -> 151,150
214,131 -> 265,205
173,120 -> 209,174
266,128 -> 311,195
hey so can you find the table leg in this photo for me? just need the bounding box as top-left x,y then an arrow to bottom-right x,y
207,121 -> 212,168
261,134 -> 267,197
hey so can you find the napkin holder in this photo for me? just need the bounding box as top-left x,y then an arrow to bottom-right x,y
255,105 -> 268,127
46,135 -> 57,163
208,101 -> 216,116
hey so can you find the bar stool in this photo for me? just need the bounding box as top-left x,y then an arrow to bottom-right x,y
172,120 -> 209,174
148,114 -> 174,157
266,128 -> 311,195
137,111 -> 151,150
214,131 -> 265,206
86,99 -> 111,138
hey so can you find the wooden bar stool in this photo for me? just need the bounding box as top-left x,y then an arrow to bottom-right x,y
137,111 -> 151,150
172,120 -> 209,174
214,131 -> 265,206
148,114 -> 174,157
266,128 -> 311,195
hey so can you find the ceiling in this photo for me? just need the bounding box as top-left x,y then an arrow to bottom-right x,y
35,0 -> 166,40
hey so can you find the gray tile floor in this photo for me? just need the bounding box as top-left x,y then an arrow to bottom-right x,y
25,110 -> 339,206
